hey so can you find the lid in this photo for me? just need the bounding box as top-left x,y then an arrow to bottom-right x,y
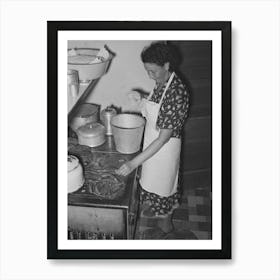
102,106 -> 117,116
68,155 -> 80,172
77,122 -> 105,138
75,103 -> 99,118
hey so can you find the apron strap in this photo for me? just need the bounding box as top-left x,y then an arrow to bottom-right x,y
147,89 -> 154,100
159,72 -> 175,106
147,72 -> 175,105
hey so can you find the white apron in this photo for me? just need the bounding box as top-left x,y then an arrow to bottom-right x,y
139,72 -> 181,197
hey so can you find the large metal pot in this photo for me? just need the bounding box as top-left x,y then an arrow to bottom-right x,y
70,103 -> 99,132
68,155 -> 85,193
76,122 -> 106,147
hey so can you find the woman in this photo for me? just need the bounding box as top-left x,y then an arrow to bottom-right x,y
116,42 -> 190,232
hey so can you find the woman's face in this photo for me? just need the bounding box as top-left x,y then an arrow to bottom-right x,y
144,62 -> 169,85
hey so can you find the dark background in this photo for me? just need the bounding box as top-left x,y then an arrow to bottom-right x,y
171,41 -> 212,197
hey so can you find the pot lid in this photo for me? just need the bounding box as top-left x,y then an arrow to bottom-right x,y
105,106 -> 116,112
77,122 -> 105,137
75,103 -> 99,118
103,106 -> 117,114
68,155 -> 80,172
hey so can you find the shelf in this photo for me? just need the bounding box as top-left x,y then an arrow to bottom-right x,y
68,79 -> 99,117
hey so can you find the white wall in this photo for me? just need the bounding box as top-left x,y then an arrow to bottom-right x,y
68,40 -> 154,111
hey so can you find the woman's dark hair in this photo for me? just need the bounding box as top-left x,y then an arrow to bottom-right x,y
141,42 -> 180,71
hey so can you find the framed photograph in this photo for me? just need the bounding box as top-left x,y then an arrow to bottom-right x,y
48,21 -> 231,259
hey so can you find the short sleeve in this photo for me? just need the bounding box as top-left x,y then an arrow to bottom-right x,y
156,78 -> 190,137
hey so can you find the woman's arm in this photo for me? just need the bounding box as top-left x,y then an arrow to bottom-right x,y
115,128 -> 173,176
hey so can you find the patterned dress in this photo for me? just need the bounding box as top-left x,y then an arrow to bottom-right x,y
139,73 -> 190,215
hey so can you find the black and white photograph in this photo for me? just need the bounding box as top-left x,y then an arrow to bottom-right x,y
48,21 -> 231,259
67,40 -> 210,240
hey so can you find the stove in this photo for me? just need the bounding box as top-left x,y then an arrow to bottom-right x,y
68,141 -> 139,239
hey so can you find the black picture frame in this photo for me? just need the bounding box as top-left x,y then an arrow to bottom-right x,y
47,21 -> 231,259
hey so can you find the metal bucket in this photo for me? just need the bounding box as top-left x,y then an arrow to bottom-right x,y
111,114 -> 145,154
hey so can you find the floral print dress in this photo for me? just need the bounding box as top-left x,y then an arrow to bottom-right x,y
139,73 -> 190,216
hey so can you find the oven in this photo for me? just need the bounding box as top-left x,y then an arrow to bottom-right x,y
68,141 -> 139,240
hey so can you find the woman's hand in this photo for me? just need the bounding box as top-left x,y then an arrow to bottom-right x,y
128,91 -> 142,102
115,161 -> 137,176
115,129 -> 172,177
127,91 -> 142,107
127,91 -> 144,112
